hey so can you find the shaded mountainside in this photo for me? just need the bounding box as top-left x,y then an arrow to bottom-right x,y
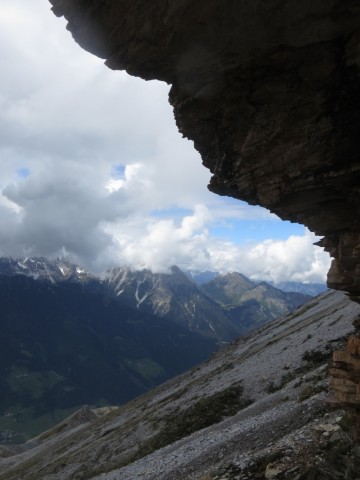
0,274 -> 217,442
0,257 -> 93,284
102,265 -> 243,341
0,259 -> 316,445
0,259 -> 240,342
0,258 -> 312,342
1,290 -> 359,479
202,273 -> 311,335
201,272 -> 256,305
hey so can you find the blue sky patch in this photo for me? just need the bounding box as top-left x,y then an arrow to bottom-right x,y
209,218 -> 305,244
17,167 -> 30,179
112,164 -> 126,178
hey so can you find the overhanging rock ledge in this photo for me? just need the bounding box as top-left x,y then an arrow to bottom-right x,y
48,0 -> 360,298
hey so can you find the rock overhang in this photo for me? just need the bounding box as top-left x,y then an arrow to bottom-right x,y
49,0 -> 360,298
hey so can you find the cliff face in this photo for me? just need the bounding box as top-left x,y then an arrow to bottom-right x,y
49,0 -> 360,297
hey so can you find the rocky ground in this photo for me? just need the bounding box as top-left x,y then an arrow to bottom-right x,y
0,290 -> 359,479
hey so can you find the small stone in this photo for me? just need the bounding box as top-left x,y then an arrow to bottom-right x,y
315,423 -> 340,433
329,431 -> 343,443
265,463 -> 283,479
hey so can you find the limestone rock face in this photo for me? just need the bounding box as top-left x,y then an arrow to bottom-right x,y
49,0 -> 360,298
330,335 -> 360,440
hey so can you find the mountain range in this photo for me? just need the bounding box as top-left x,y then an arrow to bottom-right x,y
186,268 -> 327,296
0,257 -> 313,441
103,265 -> 241,341
0,258 -> 313,341
201,272 -> 313,335
0,274 -> 217,442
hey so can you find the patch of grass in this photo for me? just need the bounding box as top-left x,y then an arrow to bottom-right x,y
7,367 -> 64,400
127,384 -> 253,465
280,395 -> 289,402
297,384 -> 326,402
124,357 -> 165,380
265,370 -> 298,393
0,405 -> 80,444
213,361 -> 235,375
338,414 -> 353,432
266,381 -> 281,393
302,349 -> 331,364
298,385 -> 314,402
154,386 -> 191,411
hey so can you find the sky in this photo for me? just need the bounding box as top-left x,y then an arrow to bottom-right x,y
0,0 -> 331,283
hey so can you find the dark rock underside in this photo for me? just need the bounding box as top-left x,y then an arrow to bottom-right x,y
49,0 -> 360,297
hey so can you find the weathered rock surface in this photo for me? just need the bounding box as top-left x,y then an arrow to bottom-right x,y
48,0 -> 360,298
329,335 -> 360,440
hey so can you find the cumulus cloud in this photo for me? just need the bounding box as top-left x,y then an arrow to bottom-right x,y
207,229 -> 331,283
102,207 -> 330,283
0,0 -> 332,282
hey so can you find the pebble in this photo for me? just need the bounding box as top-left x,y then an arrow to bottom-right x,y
265,463 -> 283,479
315,424 -> 340,433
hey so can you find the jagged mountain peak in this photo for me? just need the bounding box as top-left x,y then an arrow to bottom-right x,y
103,264 -> 242,341
0,256 -> 93,284
201,271 -> 256,306
0,257 -> 312,342
201,271 -> 311,335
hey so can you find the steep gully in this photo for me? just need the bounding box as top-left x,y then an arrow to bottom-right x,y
49,0 -> 360,437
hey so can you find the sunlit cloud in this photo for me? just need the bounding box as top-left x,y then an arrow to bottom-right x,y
0,0 -> 331,283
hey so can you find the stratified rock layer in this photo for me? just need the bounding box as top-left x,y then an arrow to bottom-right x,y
49,0 -> 360,297
330,335 -> 360,440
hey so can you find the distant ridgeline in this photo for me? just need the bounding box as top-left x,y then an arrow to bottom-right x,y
0,257 -> 317,442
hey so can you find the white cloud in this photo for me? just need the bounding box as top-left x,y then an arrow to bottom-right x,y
0,0 -> 332,283
102,207 -> 330,282
208,229 -> 331,283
